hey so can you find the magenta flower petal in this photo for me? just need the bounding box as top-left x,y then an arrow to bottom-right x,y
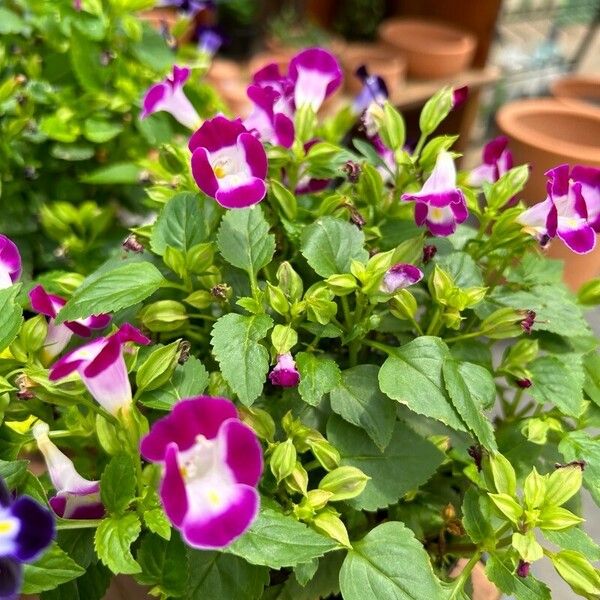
182,485 -> 259,549
215,179 -> 267,209
29,285 -> 63,319
191,147 -> 220,198
244,85 -> 295,148
239,132 -> 268,179
161,443 -> 188,527
557,222 -> 596,254
573,165 -> 600,231
288,48 -> 342,112
269,353 -> 300,387
113,323 -> 150,345
0,235 -> 21,289
452,85 -> 469,108
382,264 -> 423,293
220,419 -> 263,486
188,115 -> 246,153
468,136 -> 514,187
140,396 -> 238,460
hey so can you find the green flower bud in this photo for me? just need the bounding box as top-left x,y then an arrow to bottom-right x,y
350,259 -> 367,284
521,417 -> 562,445
304,489 -> 333,511
305,286 -> 337,325
488,492 -> 523,524
52,272 -> 85,294
293,502 -> 315,522
538,506 -> 584,530
480,308 -> 523,339
429,265 -> 454,306
186,242 -> 215,274
139,300 -> 188,332
488,453 -> 517,496
266,282 -> 290,316
442,307 -> 463,330
325,274 -> 358,296
379,102 -> 406,151
271,325 -> 298,355
238,406 -> 275,442
312,509 -> 351,547
485,165 -> 530,211
270,439 -> 297,483
550,550 -> 600,597
512,531 -> 544,562
277,262 -> 303,302
285,461 -> 308,496
307,437 -> 340,471
20,315 -> 48,353
184,290 -> 213,310
319,466 -> 369,501
269,180 -> 297,221
164,246 -> 187,279
389,289 -> 417,321
523,467 -> 547,510
545,464 -> 583,507
502,339 -> 539,371
577,278 -> 600,306
135,340 -> 180,393
419,87 -> 453,137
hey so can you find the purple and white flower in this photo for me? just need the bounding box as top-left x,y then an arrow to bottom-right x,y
519,164 -> 600,254
381,264 -> 424,294
402,151 -> 468,236
189,115 -> 268,208
372,136 -> 396,184
140,396 -> 263,549
197,27 -> 222,57
157,0 -> 213,16
468,136 -> 514,187
268,353 -> 300,387
33,423 -> 104,520
141,65 -> 199,129
244,84 -> 294,148
49,324 -> 150,416
288,48 -> 342,112
0,235 -> 21,290
573,165 -> 600,232
0,476 -> 54,599
251,64 -> 295,119
29,285 -> 111,362
351,66 -> 389,138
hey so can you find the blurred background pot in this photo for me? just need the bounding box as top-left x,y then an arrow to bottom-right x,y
378,18 -> 476,79
497,98 -> 600,290
551,74 -> 600,114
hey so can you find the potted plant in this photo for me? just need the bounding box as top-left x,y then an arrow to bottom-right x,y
1,43 -> 600,600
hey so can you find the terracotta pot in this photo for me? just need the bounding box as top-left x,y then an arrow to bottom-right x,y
340,42 -> 406,101
497,98 -> 600,290
551,74 -> 600,114
378,18 -> 476,79
220,80 -> 252,118
206,59 -> 244,89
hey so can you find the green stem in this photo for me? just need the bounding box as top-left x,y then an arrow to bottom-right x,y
449,552 -> 482,598
56,519 -> 102,530
340,296 -> 352,327
444,329 -> 488,344
426,307 -> 443,336
363,339 -> 395,354
188,313 -> 218,322
412,132 -> 428,161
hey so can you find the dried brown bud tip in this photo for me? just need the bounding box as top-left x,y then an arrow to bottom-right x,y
554,460 -> 585,471
122,234 -> 144,253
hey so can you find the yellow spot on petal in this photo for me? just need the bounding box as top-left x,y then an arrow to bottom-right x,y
430,207 -> 443,220
0,520 -> 16,535
180,466 -> 188,479
214,165 -> 226,179
207,490 -> 221,507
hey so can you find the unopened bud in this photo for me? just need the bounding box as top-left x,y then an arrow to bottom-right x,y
318,466 -> 369,501
326,274 -> 358,296
266,283 -> 290,316
238,406 -> 275,442
389,289 -> 418,321
270,439 -> 297,483
517,560 -> 530,578
312,509 -> 351,547
304,489 -> 333,511
184,290 -> 213,310
517,378 -> 532,389
122,234 -> 144,253
284,462 -> 308,496
307,437 -> 340,471
343,161 -> 361,183
139,300 -> 188,333
422,244 -> 437,264
277,262 -> 303,302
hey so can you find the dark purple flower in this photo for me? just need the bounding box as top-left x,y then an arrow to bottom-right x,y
141,66 -> 199,129
452,86 -> 469,109
517,560 -> 530,578
352,65 -> 388,118
0,476 -> 54,599
158,0 -> 213,15
140,396 -> 263,549
468,136 -> 513,187
343,161 -> 361,183
422,245 -> 437,264
244,84 -> 294,148
189,115 -> 268,209
381,263 -> 423,294
29,285 -> 111,362
33,423 -> 104,520
402,152 -> 468,236
0,235 -> 21,290
197,27 -> 222,57
269,353 -> 300,387
49,324 -> 150,416
516,378 -> 532,389
519,164 -> 600,254
520,310 -> 536,334
467,445 -> 483,471
288,48 -> 342,112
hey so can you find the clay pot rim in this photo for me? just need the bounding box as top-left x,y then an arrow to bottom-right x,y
496,98 -> 600,164
550,74 -> 600,112
378,18 -> 476,57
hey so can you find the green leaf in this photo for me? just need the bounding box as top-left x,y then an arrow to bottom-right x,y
227,508 -> 337,569
0,458 -> 28,490
40,563 -> 111,600
0,285 -> 23,352
186,550 -> 269,600
0,7 -> 29,34
56,262 -> 163,324
217,206 -> 275,275
327,416 -> 444,511
56,529 -> 96,568
559,431 -> 600,505
100,453 -> 136,514
330,365 -> 396,451
461,488 -> 493,544
211,313 -> 273,406
70,30 -> 109,92
528,356 -> 585,417
543,528 -> 600,561
143,507 -> 172,540
132,25 -> 174,70
94,513 -> 142,575
81,162 -> 141,185
435,252 -> 484,287
301,217 -> 368,277
139,356 -> 209,411
339,521 -> 443,600
379,337 -> 466,431
22,544 -> 85,594
442,360 -> 497,451
83,118 -> 123,143
485,554 -> 551,600
136,533 -> 188,597
151,193 -> 216,256
296,352 -> 341,407
51,144 -> 95,161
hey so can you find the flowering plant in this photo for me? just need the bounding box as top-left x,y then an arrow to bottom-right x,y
1,38 -> 600,600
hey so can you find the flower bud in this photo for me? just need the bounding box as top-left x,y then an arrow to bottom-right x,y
389,289 -> 417,321
517,560 -> 531,578
211,283 -> 231,301
343,161 -> 361,183
139,300 -> 188,332
238,406 -> 276,442
517,378 -> 532,388
480,307 -> 523,339
271,325 -> 298,355
512,531 -> 543,562
20,315 -> 48,353
488,493 -> 523,524
135,340 -> 180,393
544,464 -> 583,507
419,87 -> 453,137
164,246 -> 187,279
428,265 -> 454,305
538,505 -> 584,530
122,234 -> 144,253
186,242 -> 215,274
422,244 -> 437,264
312,509 -> 351,547
319,466 -> 369,501
304,489 -> 333,511
307,437 -> 340,471
381,264 -> 423,294
488,453 -> 517,496
285,461 -> 309,496
277,262 -> 303,302
184,290 -> 213,310
523,467 -> 546,510
452,86 -> 469,109
266,283 -> 290,316
442,308 -> 463,330
550,550 -> 600,597
270,439 -> 297,483
520,310 -> 536,334
269,353 -> 300,387
325,274 -> 358,296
